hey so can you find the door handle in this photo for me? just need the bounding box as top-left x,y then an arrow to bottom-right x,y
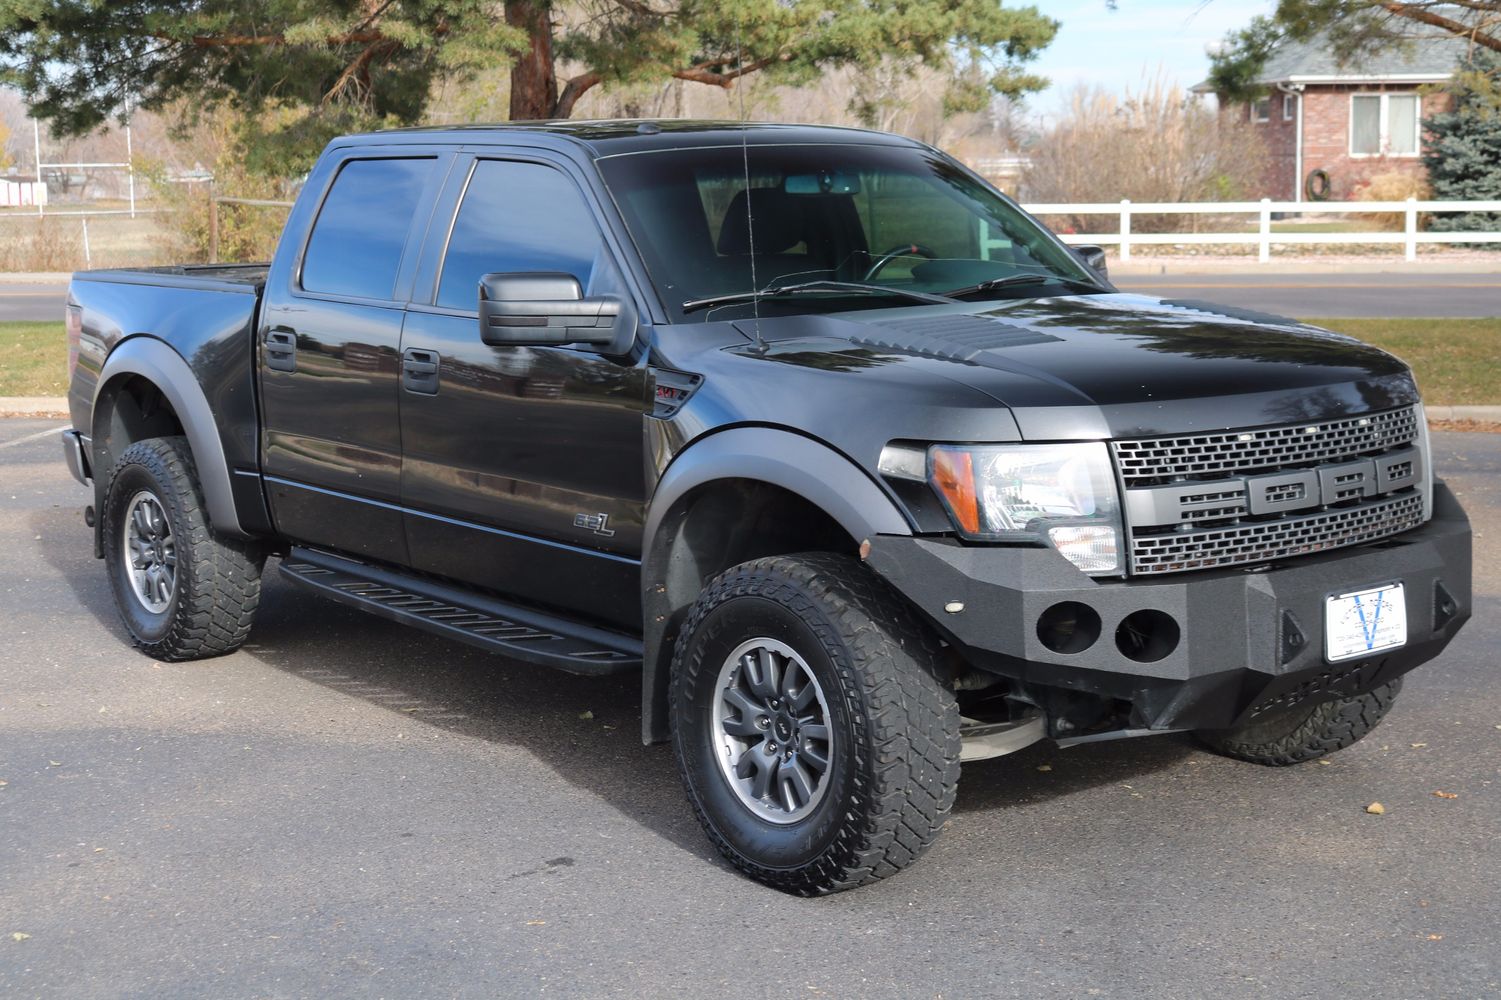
265,328 -> 297,373
402,348 -> 440,394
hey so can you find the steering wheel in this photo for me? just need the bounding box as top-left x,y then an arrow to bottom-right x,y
862,243 -> 938,282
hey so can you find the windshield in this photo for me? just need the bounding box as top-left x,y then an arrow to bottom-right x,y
596,142 -> 1104,322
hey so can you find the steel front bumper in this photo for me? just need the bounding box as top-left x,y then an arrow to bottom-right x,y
866,481 -> 1472,732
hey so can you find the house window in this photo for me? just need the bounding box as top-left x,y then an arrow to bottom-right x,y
1250,97 -> 1271,123
1283,94 -> 1295,121
1351,93 -> 1421,156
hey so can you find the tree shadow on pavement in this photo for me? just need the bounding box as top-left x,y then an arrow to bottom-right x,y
35,516 -> 1208,869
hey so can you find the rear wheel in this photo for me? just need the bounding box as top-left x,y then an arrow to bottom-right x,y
1197,680 -> 1402,766
670,553 -> 960,895
102,436 -> 264,660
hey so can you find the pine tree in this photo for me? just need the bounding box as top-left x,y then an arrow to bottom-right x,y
1423,50 -> 1501,234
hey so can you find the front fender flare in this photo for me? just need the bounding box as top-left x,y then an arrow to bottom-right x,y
92,336 -> 247,538
638,426 -> 913,743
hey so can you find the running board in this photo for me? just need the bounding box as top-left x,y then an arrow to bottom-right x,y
279,548 -> 641,676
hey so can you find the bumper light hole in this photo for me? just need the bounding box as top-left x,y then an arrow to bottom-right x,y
1116,609 -> 1180,663
1037,601 -> 1101,654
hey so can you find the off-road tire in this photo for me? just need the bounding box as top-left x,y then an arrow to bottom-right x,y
670,552 -> 961,895
1197,680 -> 1402,766
102,435 -> 264,660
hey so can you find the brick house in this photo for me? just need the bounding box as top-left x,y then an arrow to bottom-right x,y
1196,32 -> 1469,202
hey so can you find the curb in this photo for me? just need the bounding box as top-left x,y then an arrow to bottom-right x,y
1424,405 -> 1501,424
0,397 -> 69,419
0,272 -> 72,284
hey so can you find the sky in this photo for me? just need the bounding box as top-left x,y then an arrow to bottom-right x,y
1022,0 -> 1277,120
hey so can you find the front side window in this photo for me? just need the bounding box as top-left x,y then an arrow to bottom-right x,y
598,143 -> 1099,322
1351,93 -> 1421,156
1250,97 -> 1271,123
302,158 -> 433,299
436,160 -> 603,310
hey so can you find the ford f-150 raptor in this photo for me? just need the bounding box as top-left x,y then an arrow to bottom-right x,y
62,121 -> 1472,894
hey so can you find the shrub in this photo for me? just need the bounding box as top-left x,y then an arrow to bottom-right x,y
1020,76 -> 1269,233
1353,171 -> 1430,231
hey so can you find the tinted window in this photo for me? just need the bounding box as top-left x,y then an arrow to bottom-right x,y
437,160 -> 602,309
302,158 -> 432,299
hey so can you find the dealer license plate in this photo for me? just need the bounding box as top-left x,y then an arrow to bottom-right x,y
1325,583 -> 1407,663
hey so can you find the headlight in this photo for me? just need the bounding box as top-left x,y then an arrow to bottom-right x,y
926,442 -> 1123,574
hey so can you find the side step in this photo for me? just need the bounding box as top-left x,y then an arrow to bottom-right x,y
279,547 -> 642,676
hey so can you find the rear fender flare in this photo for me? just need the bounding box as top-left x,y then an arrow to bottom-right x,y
92,335 -> 247,537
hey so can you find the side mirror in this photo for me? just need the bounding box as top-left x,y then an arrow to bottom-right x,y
1072,244 -> 1109,280
477,272 -> 633,354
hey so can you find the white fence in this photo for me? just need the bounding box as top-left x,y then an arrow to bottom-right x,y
1019,198 -> 1501,263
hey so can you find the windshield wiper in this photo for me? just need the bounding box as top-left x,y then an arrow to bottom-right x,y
682,280 -> 956,315
942,272 -> 1104,299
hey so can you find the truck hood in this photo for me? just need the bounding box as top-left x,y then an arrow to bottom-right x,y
716,292 -> 1419,440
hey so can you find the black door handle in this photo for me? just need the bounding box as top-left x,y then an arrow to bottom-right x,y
403,348 -> 440,394
265,328 -> 297,373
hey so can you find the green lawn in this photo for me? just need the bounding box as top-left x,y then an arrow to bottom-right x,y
1,317 -> 1496,404
0,322 -> 68,397
1304,318 -> 1501,406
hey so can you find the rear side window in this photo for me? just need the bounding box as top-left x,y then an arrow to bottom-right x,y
437,160 -> 602,310
302,158 -> 433,299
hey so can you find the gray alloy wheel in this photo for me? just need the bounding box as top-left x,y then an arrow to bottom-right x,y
121,490 -> 177,614
710,637 -> 835,824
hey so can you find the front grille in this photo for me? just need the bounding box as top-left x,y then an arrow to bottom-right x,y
1114,406 -> 1427,575
1114,407 -> 1420,488
1129,493 -> 1424,575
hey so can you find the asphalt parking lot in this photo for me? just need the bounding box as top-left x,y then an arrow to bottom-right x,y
1,420 -> 1497,999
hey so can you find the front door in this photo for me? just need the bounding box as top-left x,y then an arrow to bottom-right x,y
398,155 -> 649,630
258,151 -> 445,564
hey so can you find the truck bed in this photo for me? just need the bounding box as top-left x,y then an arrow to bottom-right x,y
74,263 -> 270,293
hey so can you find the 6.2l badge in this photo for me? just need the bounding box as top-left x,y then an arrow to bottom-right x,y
573,512 -> 616,537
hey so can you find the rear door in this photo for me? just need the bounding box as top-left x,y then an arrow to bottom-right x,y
258,148 -> 448,563
397,150 -> 650,630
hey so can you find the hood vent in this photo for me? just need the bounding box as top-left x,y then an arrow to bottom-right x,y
857,315 -> 1061,362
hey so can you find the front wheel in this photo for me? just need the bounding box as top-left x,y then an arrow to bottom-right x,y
670,553 -> 960,895
1196,680 -> 1402,766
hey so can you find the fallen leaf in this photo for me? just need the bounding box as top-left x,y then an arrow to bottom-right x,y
1366,802 -> 1386,815
578,710 -> 594,720
1317,759 -> 1332,765
1037,764 -> 1053,772
0,779 -> 8,786
1410,743 -> 1427,749
47,761 -> 61,767
1426,934 -> 1443,941
525,920 -> 546,926
10,933 -> 29,942
1433,790 -> 1458,799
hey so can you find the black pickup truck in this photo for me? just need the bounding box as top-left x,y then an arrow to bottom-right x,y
63,120 -> 1472,894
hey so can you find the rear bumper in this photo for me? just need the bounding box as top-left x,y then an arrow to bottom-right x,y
61,429 -> 91,486
867,480 -> 1472,732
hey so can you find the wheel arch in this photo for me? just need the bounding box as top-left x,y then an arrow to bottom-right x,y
91,336 -> 246,540
639,427 -> 913,743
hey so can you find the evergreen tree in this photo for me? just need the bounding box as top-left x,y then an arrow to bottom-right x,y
1423,50 -> 1501,234
0,0 -> 1059,175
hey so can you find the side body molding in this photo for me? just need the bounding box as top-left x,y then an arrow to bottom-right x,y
638,426 -> 913,743
92,336 -> 248,538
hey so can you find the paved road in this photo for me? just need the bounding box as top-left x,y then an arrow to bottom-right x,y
0,284 -> 66,323
1,420 -> 1497,999
1112,272 -> 1501,319
4,272 -> 1500,323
